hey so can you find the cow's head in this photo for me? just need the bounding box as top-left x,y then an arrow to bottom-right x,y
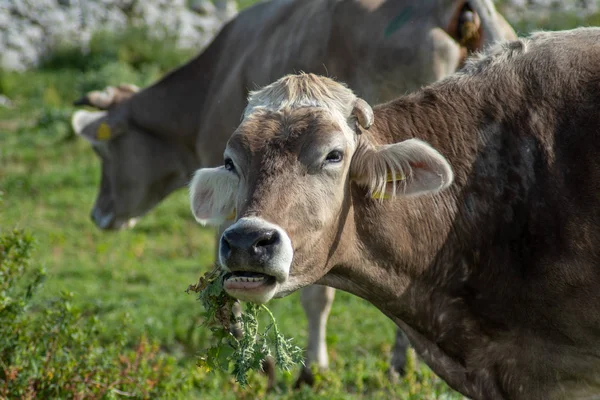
72,85 -> 191,230
189,74 -> 453,303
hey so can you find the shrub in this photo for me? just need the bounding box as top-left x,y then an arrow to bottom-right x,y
0,228 -> 195,399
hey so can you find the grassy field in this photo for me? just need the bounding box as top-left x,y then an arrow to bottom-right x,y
0,79 -> 458,400
1,3 -> 599,399
0,25 -> 460,400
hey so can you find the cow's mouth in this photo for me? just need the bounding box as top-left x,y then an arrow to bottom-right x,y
223,271 -> 278,303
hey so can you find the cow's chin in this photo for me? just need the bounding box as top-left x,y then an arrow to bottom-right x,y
102,218 -> 138,230
92,208 -> 138,230
116,218 -> 138,230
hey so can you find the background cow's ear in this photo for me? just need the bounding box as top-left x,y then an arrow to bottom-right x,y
444,1 -> 482,49
73,84 -> 139,110
351,139 -> 454,199
189,167 -> 238,226
442,0 -> 516,50
71,110 -> 125,144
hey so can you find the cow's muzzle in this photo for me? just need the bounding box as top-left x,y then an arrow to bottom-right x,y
219,217 -> 293,303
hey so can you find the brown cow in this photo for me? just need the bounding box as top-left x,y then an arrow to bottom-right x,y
71,0 -> 515,386
190,27 -> 600,399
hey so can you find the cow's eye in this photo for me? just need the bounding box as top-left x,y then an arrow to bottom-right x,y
224,158 -> 236,172
325,150 -> 343,164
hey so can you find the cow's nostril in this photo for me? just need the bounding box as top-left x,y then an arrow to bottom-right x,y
249,230 -> 281,258
220,234 -> 232,258
254,230 -> 280,249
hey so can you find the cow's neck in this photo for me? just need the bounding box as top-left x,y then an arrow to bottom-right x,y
125,22 -> 232,153
325,88 -> 481,307
321,90 -> 504,398
127,59 -> 206,147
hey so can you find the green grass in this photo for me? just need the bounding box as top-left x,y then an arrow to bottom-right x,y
2,7 -> 597,399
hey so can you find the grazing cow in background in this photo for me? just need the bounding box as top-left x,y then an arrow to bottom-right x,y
189,27 -> 600,399
71,0 -> 516,387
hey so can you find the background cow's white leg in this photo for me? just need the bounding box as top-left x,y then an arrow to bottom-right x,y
302,285 -> 335,369
295,284 -> 335,387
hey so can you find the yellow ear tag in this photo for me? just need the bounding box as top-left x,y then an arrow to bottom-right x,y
371,191 -> 390,200
371,171 -> 405,199
96,122 -> 112,141
226,209 -> 237,221
386,171 -> 405,182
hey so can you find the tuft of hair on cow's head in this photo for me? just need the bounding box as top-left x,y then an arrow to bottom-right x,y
188,73 -> 454,304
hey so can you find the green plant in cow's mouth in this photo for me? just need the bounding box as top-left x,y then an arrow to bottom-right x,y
187,266 -> 304,386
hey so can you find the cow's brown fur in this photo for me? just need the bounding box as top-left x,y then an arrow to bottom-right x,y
200,28 -> 600,399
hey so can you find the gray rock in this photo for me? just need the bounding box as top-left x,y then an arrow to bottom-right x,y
1,48 -> 27,70
2,0 -> 598,72
190,0 -> 216,15
0,0 -> 238,71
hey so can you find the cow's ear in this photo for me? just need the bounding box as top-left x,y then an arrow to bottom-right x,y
445,1 -> 481,49
189,167 -> 238,226
73,84 -> 139,110
350,138 -> 453,199
71,110 -> 126,144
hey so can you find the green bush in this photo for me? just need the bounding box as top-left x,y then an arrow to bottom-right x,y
0,229 -> 195,399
